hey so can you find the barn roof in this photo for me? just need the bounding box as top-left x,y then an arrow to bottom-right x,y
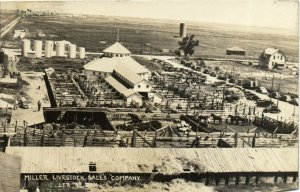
5,147 -> 298,174
103,42 -> 131,54
114,65 -> 144,85
83,56 -> 149,74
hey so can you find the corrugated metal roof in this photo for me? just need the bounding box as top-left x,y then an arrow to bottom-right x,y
114,65 -> 143,85
104,76 -> 140,98
5,147 -> 298,174
83,56 -> 149,74
103,42 -> 131,54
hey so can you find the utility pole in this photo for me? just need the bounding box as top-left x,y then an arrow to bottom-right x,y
276,75 -> 281,108
271,75 -> 274,91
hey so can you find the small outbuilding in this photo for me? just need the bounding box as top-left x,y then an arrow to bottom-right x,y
226,47 -> 246,56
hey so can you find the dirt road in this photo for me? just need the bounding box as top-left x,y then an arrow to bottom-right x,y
10,71 -> 50,126
0,17 -> 21,38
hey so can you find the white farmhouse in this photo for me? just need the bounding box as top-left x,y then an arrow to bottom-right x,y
259,48 -> 286,70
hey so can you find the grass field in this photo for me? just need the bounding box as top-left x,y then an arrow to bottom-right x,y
204,60 -> 298,95
0,9 -> 16,26
3,14 -> 298,62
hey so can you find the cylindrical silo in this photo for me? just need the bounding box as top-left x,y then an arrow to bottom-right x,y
34,40 -> 43,58
179,23 -> 186,38
56,41 -> 65,57
68,44 -> 76,58
45,41 -> 53,58
79,47 -> 85,59
22,39 -> 31,57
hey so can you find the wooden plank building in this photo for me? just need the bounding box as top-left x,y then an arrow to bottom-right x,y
5,147 -> 298,190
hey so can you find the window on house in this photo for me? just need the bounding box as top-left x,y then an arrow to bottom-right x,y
93,71 -> 95,75
273,56 -> 275,59
138,85 -> 141,88
146,85 -> 149,88
281,56 -> 283,60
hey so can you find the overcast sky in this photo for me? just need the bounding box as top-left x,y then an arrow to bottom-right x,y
1,0 -> 298,34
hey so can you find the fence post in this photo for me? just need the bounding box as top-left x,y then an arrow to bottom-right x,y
15,120 -> 17,133
131,129 -> 137,147
234,132 -> 238,147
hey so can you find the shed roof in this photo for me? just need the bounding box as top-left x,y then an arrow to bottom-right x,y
114,65 -> 144,85
226,47 -> 245,52
83,56 -> 149,74
104,76 -> 140,98
5,147 -> 298,174
103,42 -> 131,54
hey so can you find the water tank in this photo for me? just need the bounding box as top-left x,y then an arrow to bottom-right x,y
79,47 -> 85,59
68,44 -> 76,58
56,41 -> 65,57
45,41 -> 53,58
22,39 -> 31,57
179,23 -> 186,38
33,40 -> 43,58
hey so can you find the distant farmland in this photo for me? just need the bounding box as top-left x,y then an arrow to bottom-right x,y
5,14 -> 299,61
0,10 -> 16,26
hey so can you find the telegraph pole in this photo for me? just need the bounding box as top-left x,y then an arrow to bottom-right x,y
271,75 -> 274,91
276,75 -> 281,108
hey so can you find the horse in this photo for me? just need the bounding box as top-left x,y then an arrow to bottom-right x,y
197,115 -> 209,122
227,115 -> 249,126
211,113 -> 222,124
236,116 -> 250,125
226,115 -> 236,124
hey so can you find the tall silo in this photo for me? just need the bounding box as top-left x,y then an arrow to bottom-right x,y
79,47 -> 85,59
68,44 -> 76,58
179,23 -> 186,38
33,40 -> 43,58
45,41 -> 53,58
22,39 -> 31,57
56,41 -> 65,57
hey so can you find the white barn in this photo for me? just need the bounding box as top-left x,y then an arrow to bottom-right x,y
83,42 -> 150,81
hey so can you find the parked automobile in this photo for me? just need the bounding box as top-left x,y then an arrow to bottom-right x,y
290,98 -> 299,106
18,97 -> 29,109
210,72 -> 217,77
280,95 -> 292,102
256,99 -> 274,107
269,92 -> 281,99
256,87 -> 268,94
203,69 -> 210,74
263,105 -> 281,113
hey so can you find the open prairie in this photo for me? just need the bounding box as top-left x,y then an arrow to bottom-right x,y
5,14 -> 298,62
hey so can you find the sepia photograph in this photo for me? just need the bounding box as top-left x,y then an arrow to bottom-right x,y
0,0 -> 299,191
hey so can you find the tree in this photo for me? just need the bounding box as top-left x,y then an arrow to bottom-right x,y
215,66 -> 220,73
